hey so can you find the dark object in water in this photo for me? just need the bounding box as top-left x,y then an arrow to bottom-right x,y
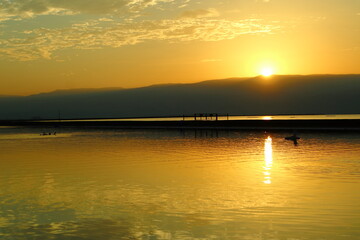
285,134 -> 300,145
40,132 -> 56,136
285,135 -> 300,141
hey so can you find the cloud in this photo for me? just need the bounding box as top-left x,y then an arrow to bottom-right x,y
98,18 -> 115,22
180,8 -> 219,19
0,18 -> 280,61
0,0 -> 174,20
178,0 -> 190,8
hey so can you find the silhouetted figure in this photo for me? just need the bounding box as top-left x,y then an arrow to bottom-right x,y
285,133 -> 300,145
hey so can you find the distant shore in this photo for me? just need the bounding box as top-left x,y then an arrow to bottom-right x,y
1,119 -> 360,131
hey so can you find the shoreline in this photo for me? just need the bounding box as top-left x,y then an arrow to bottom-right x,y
1,119 -> 360,131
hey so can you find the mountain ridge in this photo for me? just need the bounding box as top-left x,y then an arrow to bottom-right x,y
0,74 -> 359,120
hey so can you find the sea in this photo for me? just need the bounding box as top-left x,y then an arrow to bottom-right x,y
0,121 -> 359,239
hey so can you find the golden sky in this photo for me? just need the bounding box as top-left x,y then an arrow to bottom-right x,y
0,0 -> 359,95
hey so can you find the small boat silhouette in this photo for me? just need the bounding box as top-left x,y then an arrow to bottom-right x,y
285,134 -> 300,145
285,135 -> 300,141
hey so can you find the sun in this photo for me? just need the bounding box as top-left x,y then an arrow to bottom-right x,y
261,67 -> 274,77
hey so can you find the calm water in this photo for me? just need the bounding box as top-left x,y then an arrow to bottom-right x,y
0,127 -> 360,239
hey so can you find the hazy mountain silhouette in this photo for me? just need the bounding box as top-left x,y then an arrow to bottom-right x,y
0,75 -> 359,120
30,87 -> 124,97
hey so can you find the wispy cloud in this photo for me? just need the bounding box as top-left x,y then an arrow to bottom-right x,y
178,0 -> 191,9
0,18 -> 280,61
180,8 -> 219,19
0,0 -> 175,21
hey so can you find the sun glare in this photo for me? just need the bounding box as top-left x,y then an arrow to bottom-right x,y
261,67 -> 274,77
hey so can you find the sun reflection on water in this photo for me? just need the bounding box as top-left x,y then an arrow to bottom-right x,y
263,136 -> 273,184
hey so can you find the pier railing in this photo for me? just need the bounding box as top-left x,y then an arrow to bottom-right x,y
183,113 -> 229,121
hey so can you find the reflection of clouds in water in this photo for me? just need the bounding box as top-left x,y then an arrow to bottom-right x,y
1,218 -> 135,239
1,130 -> 360,239
4,218 -> 282,239
0,215 -> 190,239
0,202 -> 285,239
0,217 -> 10,227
